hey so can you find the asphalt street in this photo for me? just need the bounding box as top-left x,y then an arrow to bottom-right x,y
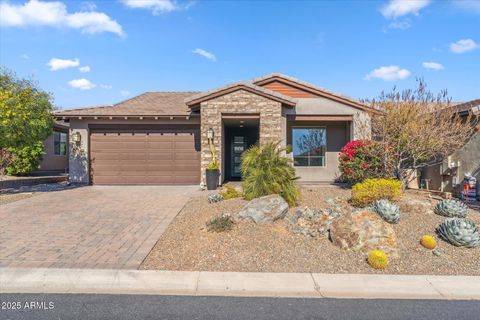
1,294 -> 479,320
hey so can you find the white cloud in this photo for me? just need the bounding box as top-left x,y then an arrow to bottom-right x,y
452,0 -> 480,13
381,0 -> 431,19
387,20 -> 411,30
122,0 -> 178,14
21,54 -> 30,60
191,48 -> 216,62
365,65 -> 411,81
47,58 -> 80,71
68,78 -> 95,90
422,62 -> 444,70
79,66 -> 91,72
120,90 -> 130,96
100,84 -> 112,89
0,0 -> 124,37
80,1 -> 97,11
449,39 -> 479,53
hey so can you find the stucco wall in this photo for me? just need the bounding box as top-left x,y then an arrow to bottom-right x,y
67,118 -> 200,184
200,90 -> 283,184
38,129 -> 69,172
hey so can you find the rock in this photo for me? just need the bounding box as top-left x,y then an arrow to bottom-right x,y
288,206 -> 339,238
329,210 -> 398,257
433,249 -> 442,257
326,198 -> 336,206
238,194 -> 289,224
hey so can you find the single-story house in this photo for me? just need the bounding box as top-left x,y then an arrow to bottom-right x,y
55,73 -> 377,185
419,99 -> 480,196
36,120 -> 69,173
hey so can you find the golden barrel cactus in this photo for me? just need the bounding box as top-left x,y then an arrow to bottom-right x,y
420,235 -> 437,250
367,250 -> 389,269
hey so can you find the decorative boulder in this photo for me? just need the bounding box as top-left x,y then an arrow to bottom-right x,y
288,207 -> 339,238
238,194 -> 289,224
329,210 -> 398,257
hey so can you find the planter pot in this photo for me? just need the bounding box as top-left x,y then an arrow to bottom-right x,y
206,169 -> 219,190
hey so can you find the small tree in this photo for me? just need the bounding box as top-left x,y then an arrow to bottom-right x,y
0,67 -> 55,175
367,79 -> 475,186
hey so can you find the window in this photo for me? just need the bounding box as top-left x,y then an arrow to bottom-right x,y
54,131 -> 67,155
292,127 -> 326,166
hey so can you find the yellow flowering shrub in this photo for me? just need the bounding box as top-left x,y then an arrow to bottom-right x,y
351,178 -> 402,207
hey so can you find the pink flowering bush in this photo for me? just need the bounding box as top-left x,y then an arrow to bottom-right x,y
338,140 -> 390,184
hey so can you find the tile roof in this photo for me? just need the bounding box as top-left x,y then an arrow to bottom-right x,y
447,99 -> 480,115
55,92 -> 200,117
54,73 -> 382,117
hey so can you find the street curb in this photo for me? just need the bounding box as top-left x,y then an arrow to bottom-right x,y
1,268 -> 479,300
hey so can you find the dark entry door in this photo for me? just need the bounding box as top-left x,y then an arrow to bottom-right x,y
230,136 -> 246,178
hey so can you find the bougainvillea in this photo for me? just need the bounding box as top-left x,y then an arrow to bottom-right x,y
338,140 -> 389,184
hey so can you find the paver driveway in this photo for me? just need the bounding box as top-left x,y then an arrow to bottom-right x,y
0,186 -> 199,269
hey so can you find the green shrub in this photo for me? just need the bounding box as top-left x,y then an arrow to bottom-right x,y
6,142 -> 45,175
206,214 -> 234,232
241,141 -> 299,206
351,178 -> 402,207
219,184 -> 242,200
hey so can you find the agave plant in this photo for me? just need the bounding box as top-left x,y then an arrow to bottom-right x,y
370,199 -> 400,224
436,218 -> 480,248
208,194 -> 223,204
434,199 -> 468,218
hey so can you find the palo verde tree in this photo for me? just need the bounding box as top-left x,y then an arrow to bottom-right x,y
367,78 -> 475,186
0,67 -> 55,175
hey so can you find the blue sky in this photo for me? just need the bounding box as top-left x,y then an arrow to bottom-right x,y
0,0 -> 479,109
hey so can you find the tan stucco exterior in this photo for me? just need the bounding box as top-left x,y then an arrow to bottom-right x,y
38,128 -> 69,172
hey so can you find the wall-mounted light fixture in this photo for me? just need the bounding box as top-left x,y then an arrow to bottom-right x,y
207,128 -> 214,140
72,132 -> 81,143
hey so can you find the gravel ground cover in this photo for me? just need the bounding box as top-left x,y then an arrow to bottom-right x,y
0,182 -> 75,205
141,185 -> 480,275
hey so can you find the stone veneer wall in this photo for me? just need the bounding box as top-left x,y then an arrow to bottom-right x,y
200,90 -> 283,184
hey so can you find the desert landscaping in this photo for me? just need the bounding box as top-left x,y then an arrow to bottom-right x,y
141,185 -> 480,275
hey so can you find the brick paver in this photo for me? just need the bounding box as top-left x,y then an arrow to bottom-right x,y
0,186 -> 199,269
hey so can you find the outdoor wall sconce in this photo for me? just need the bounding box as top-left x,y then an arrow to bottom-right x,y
72,132 -> 81,143
207,128 -> 214,140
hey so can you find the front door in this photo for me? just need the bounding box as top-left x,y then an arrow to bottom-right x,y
230,136 -> 245,178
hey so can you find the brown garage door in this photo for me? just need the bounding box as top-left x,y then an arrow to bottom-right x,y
90,128 -> 200,185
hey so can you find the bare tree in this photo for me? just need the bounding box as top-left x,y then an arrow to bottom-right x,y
367,79 -> 476,185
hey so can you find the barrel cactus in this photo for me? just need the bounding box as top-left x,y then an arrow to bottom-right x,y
420,235 -> 437,250
367,250 -> 389,269
436,218 -> 480,247
434,199 -> 468,218
370,199 -> 400,224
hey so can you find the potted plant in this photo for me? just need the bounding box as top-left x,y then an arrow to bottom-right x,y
206,161 -> 219,190
205,127 -> 219,190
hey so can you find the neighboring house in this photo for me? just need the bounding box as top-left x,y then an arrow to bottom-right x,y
36,121 -> 69,173
54,73 -> 377,185
419,99 -> 480,195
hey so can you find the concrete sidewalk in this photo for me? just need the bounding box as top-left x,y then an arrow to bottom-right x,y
1,268 -> 479,300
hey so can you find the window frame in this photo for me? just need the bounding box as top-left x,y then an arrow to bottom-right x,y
291,126 -> 327,167
54,130 -> 68,156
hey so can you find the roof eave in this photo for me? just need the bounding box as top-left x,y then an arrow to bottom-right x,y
185,84 -> 297,107
253,74 -> 380,114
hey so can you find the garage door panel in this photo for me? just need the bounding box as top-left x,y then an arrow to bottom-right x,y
90,128 -> 200,185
